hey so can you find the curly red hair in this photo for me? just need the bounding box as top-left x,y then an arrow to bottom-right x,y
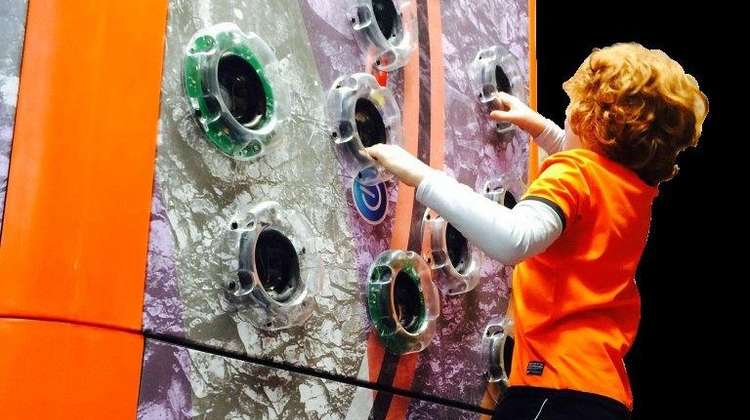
563,43 -> 708,185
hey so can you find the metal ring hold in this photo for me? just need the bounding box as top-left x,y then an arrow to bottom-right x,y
222,201 -> 323,331
481,317 -> 515,387
326,73 -> 403,186
367,250 -> 440,354
421,208 -> 482,295
184,22 -> 290,160
348,0 -> 418,72
469,45 -> 526,135
483,176 -> 527,209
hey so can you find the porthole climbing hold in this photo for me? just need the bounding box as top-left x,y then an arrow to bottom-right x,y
366,250 -> 440,354
184,22 -> 289,160
221,201 -> 323,330
348,0 -> 418,71
327,73 -> 402,186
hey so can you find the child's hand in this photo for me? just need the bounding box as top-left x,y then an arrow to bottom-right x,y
365,144 -> 434,187
490,92 -> 546,137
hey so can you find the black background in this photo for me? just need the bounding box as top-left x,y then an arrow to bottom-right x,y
538,1 -> 729,417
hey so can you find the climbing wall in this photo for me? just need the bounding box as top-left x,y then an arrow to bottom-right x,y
140,0 -> 531,418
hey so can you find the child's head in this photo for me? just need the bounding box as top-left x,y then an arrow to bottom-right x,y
563,43 -> 708,185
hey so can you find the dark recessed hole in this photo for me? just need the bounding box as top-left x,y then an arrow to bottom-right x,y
503,335 -> 515,374
445,223 -> 469,274
355,98 -> 387,148
393,271 -> 422,334
227,281 -> 237,291
217,53 -> 267,128
495,65 -> 511,94
503,191 -> 517,209
372,0 -> 400,40
230,222 -> 238,230
254,228 -> 301,303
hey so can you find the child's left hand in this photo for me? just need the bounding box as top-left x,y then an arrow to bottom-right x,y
365,144 -> 434,187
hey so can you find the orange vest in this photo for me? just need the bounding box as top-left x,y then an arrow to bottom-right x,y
509,148 -> 658,409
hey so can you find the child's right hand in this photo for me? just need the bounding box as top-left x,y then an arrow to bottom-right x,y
489,92 -> 547,137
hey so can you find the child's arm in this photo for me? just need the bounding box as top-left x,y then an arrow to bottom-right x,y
416,171 -> 562,265
491,92 -> 567,155
533,118 -> 567,155
365,144 -> 564,265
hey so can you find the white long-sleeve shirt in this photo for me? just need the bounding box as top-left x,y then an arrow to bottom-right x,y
416,118 -> 569,265
534,118 -> 567,155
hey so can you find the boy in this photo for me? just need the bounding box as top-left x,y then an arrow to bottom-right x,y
366,43 -> 708,419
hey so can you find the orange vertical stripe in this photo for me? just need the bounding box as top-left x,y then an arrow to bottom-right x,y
367,333 -> 387,382
368,5 -> 423,386
385,355 -> 420,420
528,0 -> 540,182
385,0 -> 446,418
390,54 -> 421,251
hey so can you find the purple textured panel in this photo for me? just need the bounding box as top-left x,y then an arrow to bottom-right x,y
143,182 -> 185,337
138,339 -> 483,419
138,339 -> 193,419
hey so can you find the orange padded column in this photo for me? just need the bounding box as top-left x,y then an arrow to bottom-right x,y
0,318 -> 144,419
0,0 -> 168,330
